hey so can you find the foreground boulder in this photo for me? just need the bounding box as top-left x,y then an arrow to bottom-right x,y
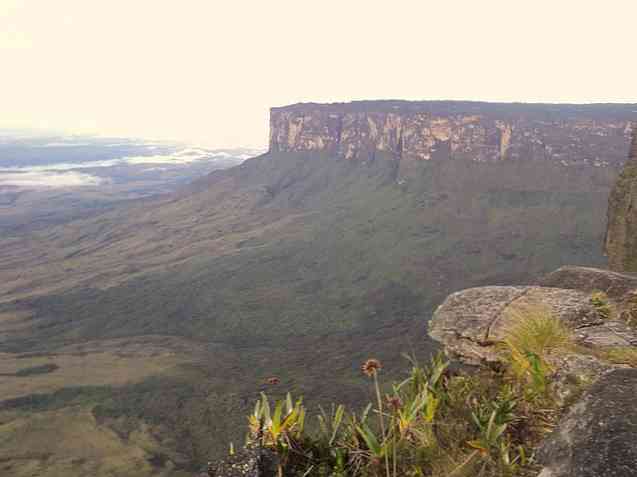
429,266 -> 637,367
429,285 -> 635,365
536,368 -> 637,477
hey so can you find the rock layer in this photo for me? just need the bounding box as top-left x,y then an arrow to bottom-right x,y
606,126 -> 637,271
270,101 -> 635,167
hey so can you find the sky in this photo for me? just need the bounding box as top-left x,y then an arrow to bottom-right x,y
1,1 -> 636,149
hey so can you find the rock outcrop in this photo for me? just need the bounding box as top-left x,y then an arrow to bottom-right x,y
428,281 -> 637,366
270,101 -> 634,167
605,126 -> 637,271
538,265 -> 637,298
536,368 -> 637,477
428,265 -> 637,477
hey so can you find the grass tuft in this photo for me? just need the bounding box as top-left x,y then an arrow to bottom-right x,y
590,291 -> 613,320
502,306 -> 572,361
600,347 -> 637,367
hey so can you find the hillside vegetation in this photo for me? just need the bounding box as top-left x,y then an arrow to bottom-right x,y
0,150 -> 621,475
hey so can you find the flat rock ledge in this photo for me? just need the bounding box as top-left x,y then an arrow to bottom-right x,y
429,281 -> 637,368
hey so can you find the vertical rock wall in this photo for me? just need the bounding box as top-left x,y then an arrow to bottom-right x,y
606,126 -> 637,271
269,101 -> 635,167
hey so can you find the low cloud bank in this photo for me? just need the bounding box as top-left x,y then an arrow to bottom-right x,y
0,171 -> 104,188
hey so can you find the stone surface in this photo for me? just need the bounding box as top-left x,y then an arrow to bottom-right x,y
270,101 -> 634,169
428,277 -> 637,388
428,285 -> 606,365
207,445 -> 277,477
606,126 -> 637,272
536,368 -> 637,477
538,266 -> 637,298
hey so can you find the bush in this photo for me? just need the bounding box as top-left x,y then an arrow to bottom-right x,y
590,292 -> 612,320
229,346 -> 561,477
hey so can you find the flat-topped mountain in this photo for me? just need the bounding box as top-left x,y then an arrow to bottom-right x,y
270,100 -> 634,166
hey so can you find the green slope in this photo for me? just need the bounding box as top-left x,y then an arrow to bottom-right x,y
0,151 -> 619,474
8,152 -> 615,348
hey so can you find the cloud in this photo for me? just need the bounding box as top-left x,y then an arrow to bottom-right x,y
0,171 -> 104,188
0,144 -> 263,189
0,148 -> 263,174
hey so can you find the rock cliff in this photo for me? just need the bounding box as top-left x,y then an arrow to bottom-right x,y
270,101 -> 635,167
606,126 -> 637,271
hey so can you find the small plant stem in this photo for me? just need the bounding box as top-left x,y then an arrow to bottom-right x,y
448,450 -> 479,477
373,371 -> 390,477
392,432 -> 397,477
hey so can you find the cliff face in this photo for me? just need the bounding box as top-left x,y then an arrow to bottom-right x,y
606,127 -> 637,271
270,101 -> 635,166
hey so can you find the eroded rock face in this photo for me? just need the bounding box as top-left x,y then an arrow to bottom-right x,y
270,101 -> 634,168
536,368 -> 637,477
606,127 -> 637,272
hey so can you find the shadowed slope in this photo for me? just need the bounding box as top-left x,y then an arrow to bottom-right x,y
0,151 -> 618,351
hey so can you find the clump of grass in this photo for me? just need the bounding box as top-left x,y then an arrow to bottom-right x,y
590,291 -> 612,320
500,306 -> 572,404
502,305 -> 573,361
600,347 -> 637,367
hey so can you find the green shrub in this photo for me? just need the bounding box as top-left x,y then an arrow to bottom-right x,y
590,291 -> 612,320
233,350 -> 559,477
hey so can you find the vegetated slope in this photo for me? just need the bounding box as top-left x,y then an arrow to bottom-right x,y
0,102 -> 631,475
0,151 -> 617,351
0,151 -> 619,472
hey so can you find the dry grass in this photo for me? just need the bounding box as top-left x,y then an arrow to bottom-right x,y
599,346 -> 637,367
0,336 -> 199,402
502,305 -> 573,362
0,406 -> 188,477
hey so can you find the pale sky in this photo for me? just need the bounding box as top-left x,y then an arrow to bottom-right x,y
1,1 -> 636,148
